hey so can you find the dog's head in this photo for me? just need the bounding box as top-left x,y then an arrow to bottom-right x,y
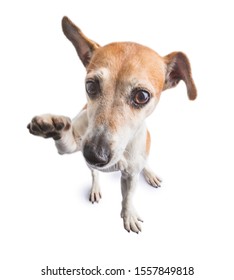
62,17 -> 197,170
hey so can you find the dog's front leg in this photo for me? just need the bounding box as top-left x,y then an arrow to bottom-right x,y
89,169 -> 101,203
27,114 -> 79,154
27,109 -> 88,154
121,172 -> 143,233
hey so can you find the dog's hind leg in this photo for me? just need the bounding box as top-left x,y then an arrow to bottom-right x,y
142,164 -> 162,188
143,130 -> 162,188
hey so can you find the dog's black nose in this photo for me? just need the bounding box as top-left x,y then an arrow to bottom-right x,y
83,142 -> 111,167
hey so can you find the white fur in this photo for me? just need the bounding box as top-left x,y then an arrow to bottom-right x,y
51,110 -> 159,233
28,98 -> 161,234
28,17 -> 196,233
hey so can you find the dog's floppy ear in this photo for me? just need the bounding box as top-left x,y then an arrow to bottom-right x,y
62,16 -> 100,67
163,52 -> 197,100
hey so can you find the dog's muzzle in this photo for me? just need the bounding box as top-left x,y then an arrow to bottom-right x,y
83,138 -> 111,168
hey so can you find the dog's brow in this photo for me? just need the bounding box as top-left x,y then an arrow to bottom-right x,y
128,78 -> 156,95
86,67 -> 110,80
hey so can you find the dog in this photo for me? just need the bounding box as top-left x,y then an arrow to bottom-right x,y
27,16 -> 197,233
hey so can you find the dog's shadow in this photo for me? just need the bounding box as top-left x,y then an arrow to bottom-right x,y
79,171 -> 122,203
79,170 -> 159,204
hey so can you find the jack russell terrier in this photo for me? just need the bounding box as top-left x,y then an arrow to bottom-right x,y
27,16 -> 197,233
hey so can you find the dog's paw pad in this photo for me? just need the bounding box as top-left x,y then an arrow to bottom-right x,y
27,114 -> 71,140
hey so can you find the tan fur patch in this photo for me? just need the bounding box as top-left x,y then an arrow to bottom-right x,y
88,43 -> 166,98
86,42 -> 166,134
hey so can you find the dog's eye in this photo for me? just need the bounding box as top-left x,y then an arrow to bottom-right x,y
85,80 -> 99,97
132,89 -> 150,107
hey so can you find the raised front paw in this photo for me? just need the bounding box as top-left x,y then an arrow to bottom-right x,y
27,114 -> 71,140
121,208 -> 143,233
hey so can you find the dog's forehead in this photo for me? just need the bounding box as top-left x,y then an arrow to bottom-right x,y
87,42 -> 165,91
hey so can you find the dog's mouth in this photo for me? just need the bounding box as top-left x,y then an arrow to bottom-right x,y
84,153 -> 126,175
82,130 -> 128,171
82,143 -> 125,171
84,156 -> 120,172
85,157 -> 110,169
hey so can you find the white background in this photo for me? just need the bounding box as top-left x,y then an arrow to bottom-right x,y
0,0 -> 233,279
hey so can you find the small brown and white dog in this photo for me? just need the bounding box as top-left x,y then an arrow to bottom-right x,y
27,17 -> 197,233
